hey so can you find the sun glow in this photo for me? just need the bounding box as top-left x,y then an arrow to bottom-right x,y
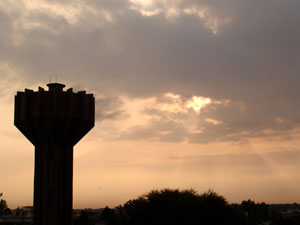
186,96 -> 211,112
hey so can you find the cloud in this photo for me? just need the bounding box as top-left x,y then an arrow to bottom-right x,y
93,92 -> 299,144
0,0 -> 299,144
95,96 -> 124,121
119,120 -> 189,142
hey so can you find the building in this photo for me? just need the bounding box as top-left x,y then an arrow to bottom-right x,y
14,83 -> 95,225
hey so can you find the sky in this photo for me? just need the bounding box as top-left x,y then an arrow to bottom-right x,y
0,0 -> 299,209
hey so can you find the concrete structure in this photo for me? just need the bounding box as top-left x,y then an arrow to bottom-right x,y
14,83 -> 95,225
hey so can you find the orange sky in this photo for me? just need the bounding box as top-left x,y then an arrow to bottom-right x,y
1,81 -> 300,208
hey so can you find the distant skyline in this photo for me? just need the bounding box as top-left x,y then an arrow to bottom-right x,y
0,0 -> 299,208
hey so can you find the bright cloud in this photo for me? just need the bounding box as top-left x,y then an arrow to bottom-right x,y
95,93 -> 230,142
128,0 -> 230,33
186,96 -> 211,112
130,0 -> 154,7
183,6 -> 231,34
206,118 -> 222,125
25,0 -> 82,25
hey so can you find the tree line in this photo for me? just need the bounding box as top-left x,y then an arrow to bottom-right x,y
1,190 -> 300,225
77,189 -> 300,225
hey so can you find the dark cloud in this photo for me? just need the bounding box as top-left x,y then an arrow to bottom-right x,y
88,0 -> 129,9
110,97 -> 299,143
0,0 -> 299,143
119,120 -> 189,142
95,97 -> 124,121
189,101 -> 298,143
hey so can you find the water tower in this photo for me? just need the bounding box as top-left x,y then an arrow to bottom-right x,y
14,83 -> 95,225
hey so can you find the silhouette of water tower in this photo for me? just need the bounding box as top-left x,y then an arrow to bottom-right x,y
14,83 -> 95,225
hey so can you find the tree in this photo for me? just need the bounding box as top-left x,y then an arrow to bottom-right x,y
73,210 -> 94,225
240,199 -> 271,224
0,194 -> 11,216
101,206 -> 119,225
121,189 -> 244,225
